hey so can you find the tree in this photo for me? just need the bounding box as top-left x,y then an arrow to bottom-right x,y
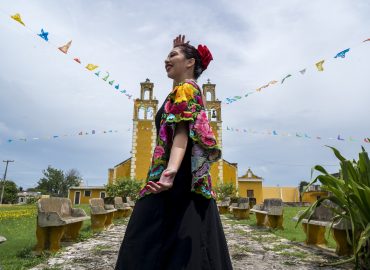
0,180 -> 18,204
298,180 -> 309,202
36,166 -> 82,197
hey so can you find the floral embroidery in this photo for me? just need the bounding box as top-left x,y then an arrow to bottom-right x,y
138,79 -> 222,200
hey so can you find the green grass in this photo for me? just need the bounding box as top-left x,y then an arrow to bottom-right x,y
0,204 -> 127,270
224,206 -> 336,248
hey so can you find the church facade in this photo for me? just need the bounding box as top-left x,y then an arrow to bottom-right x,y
107,78 -> 238,188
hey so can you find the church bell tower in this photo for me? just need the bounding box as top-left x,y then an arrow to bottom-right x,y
130,79 -> 158,180
202,79 -> 224,186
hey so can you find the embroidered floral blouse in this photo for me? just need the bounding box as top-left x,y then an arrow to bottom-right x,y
138,79 -> 222,200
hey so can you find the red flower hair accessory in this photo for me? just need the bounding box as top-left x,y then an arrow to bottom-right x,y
197,44 -> 213,71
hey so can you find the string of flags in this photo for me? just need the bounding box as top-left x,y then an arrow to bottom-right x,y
4,129 -> 120,144
225,126 -> 370,143
6,12 -> 134,100
224,39 -> 369,105
4,125 -> 369,145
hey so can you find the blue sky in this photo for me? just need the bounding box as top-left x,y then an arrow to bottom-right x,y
0,0 -> 369,189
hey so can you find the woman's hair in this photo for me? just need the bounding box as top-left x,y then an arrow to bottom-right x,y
174,43 -> 203,80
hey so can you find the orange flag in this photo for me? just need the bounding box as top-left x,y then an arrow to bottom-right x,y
58,40 -> 72,54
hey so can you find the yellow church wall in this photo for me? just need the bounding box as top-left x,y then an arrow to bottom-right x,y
238,181 -> 263,204
223,162 -> 237,185
302,191 -> 328,203
134,121 -> 154,181
262,187 -> 299,202
113,161 -> 131,183
210,163 -> 220,186
68,188 -> 106,205
108,169 -> 114,185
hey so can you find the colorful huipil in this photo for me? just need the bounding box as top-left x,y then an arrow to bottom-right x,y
138,79 -> 222,200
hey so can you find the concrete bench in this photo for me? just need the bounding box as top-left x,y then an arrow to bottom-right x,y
251,198 -> 284,229
293,200 -> 352,256
114,197 -> 132,218
90,198 -> 117,232
0,236 -> 6,244
217,197 -> 231,215
232,198 -> 250,220
36,197 -> 90,252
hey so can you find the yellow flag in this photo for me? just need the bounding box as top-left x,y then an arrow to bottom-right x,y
315,60 -> 325,71
85,64 -> 99,71
11,13 -> 25,26
58,40 -> 72,54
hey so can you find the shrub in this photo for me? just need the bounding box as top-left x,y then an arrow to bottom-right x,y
214,183 -> 236,201
297,146 -> 370,269
105,177 -> 143,201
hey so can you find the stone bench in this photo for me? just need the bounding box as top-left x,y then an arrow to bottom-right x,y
126,196 -> 135,207
217,197 -> 231,215
113,197 -> 132,218
90,198 -> 117,232
36,197 -> 90,252
0,236 -> 6,244
232,198 -> 250,220
251,198 -> 284,229
293,200 -> 352,256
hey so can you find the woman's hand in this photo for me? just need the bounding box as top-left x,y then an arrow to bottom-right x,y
145,168 -> 177,194
173,34 -> 189,47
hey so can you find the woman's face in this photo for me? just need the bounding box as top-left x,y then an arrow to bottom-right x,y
164,47 -> 193,80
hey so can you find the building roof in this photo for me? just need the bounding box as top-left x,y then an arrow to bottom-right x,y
69,186 -> 105,190
238,168 -> 263,182
114,157 -> 132,168
223,159 -> 238,168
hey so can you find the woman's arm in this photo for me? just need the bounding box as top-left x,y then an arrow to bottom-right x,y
146,121 -> 189,193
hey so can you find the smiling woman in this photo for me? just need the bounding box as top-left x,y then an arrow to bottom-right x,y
114,35 -> 233,270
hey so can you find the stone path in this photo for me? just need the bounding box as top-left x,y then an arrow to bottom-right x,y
31,216 -> 352,270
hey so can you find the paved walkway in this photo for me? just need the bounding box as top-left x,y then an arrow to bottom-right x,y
31,216 -> 352,270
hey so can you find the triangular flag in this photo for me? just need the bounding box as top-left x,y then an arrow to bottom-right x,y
86,64 -> 99,71
281,74 -> 292,84
296,133 -> 302,137
334,48 -> 350,59
38,29 -> 49,41
102,72 -> 110,81
115,84 -> 120,90
58,40 -> 72,54
273,130 -> 278,135
299,69 -> 306,75
11,13 -> 25,26
108,80 -> 115,85
78,131 -> 83,135
95,71 -> 100,77
337,135 -> 344,141
363,38 -> 370,42
74,57 -> 81,64
268,80 -> 278,85
315,60 -> 325,71
7,139 -> 12,143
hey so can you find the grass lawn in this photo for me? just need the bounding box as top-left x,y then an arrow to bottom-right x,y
0,204 -> 127,270
224,206 -> 336,248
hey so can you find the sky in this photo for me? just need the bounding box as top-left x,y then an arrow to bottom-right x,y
0,0 -> 369,189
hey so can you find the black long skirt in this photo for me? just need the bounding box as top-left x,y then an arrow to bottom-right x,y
114,172 -> 233,270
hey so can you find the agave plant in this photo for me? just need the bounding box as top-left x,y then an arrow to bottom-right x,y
297,146 -> 370,269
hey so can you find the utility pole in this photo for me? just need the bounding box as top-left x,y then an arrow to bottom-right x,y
0,160 -> 14,204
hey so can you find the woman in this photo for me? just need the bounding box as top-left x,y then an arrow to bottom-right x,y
115,35 -> 233,270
